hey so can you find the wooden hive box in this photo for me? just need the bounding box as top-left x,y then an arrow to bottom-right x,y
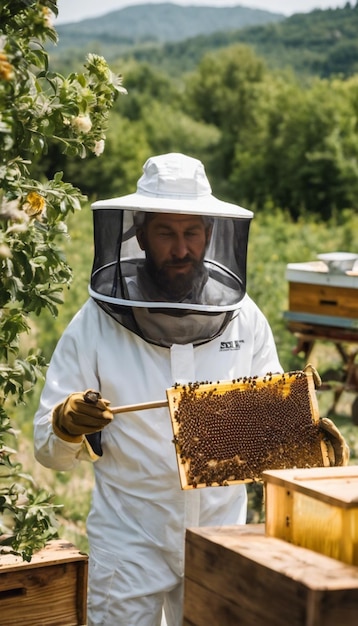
184,524 -> 358,626
284,261 -> 358,329
263,466 -> 358,566
0,540 -> 88,626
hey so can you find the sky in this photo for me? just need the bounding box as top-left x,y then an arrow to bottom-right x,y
56,0 -> 350,24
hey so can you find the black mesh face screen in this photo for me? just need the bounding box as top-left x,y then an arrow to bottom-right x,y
91,209 -> 250,304
90,207 -> 251,345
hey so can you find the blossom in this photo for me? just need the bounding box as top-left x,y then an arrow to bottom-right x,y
0,243 -> 11,259
0,197 -> 26,222
71,114 -> 92,134
42,7 -> 54,29
0,51 -> 14,81
86,53 -> 127,94
23,192 -> 46,218
86,53 -> 112,82
93,139 -> 105,156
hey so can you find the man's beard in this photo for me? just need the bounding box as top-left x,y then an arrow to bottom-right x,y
145,253 -> 206,301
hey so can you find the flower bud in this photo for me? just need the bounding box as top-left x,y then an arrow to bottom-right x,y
71,114 -> 92,134
93,139 -> 105,156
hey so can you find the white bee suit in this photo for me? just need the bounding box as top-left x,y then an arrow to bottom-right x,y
34,152 -> 283,625
34,295 -> 282,626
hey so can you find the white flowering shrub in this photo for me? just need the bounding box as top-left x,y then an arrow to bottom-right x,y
0,0 -> 126,560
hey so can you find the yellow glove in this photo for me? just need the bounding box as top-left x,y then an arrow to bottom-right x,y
52,390 -> 113,443
319,417 -> 350,466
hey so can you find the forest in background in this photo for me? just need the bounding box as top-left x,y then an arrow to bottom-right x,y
41,22 -> 358,221
12,2 -> 358,549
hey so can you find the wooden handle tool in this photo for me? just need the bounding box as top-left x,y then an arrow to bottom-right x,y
109,399 -> 168,414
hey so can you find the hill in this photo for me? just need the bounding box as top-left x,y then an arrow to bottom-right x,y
53,2 -> 284,56
52,4 -> 358,79
126,4 -> 358,78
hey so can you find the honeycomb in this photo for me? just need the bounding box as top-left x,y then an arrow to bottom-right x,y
168,367 -> 328,489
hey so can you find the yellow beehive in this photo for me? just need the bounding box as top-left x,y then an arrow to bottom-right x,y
284,260 -> 358,328
263,466 -> 358,566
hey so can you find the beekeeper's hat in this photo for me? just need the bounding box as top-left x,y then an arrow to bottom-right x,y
92,153 -> 253,219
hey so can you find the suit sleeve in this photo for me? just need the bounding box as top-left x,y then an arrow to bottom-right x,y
33,302 -> 100,470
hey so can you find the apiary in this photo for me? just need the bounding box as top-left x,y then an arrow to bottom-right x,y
263,465 -> 358,566
284,260 -> 358,329
183,524 -> 358,626
168,366 -> 331,489
0,540 -> 88,625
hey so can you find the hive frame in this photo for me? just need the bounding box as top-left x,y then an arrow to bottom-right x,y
167,364 -> 330,490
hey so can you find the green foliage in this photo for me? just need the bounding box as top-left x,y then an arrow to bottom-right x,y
184,44 -> 268,190
227,71 -> 358,219
179,44 -> 358,219
43,58 -> 223,200
0,404 -> 59,561
50,39 -> 358,220
246,207 -> 358,369
0,486 -> 59,562
0,0 -> 124,559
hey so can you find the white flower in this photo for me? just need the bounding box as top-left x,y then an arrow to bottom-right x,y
0,243 -> 11,258
93,139 -> 105,156
71,115 -> 92,134
0,197 -> 28,223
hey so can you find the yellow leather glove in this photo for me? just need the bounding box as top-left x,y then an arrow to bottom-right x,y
319,417 -> 350,466
52,390 -> 113,443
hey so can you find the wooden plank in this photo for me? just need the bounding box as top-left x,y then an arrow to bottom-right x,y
286,262 -> 358,288
289,282 -> 358,319
284,310 -> 358,331
0,540 -> 88,572
0,541 -> 88,626
184,525 -> 358,626
263,466 -> 358,507
183,578 -> 251,626
284,318 -> 358,343
0,563 -> 80,625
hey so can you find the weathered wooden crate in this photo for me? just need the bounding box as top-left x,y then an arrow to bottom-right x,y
0,540 -> 88,626
263,466 -> 358,566
284,261 -> 358,329
184,524 -> 358,626
289,281 -> 357,320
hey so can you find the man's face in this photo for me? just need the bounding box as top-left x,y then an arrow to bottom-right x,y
136,213 -> 211,299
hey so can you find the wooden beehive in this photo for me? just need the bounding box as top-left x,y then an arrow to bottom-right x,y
284,261 -> 358,329
184,524 -> 358,626
263,466 -> 358,566
0,540 -> 88,626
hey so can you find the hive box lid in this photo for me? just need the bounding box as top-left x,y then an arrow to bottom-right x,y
263,466 -> 358,509
286,261 -> 358,288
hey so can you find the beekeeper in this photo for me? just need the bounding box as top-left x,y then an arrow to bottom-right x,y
34,153 -> 284,626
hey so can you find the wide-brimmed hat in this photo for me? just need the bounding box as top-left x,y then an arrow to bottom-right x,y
92,153 -> 253,219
